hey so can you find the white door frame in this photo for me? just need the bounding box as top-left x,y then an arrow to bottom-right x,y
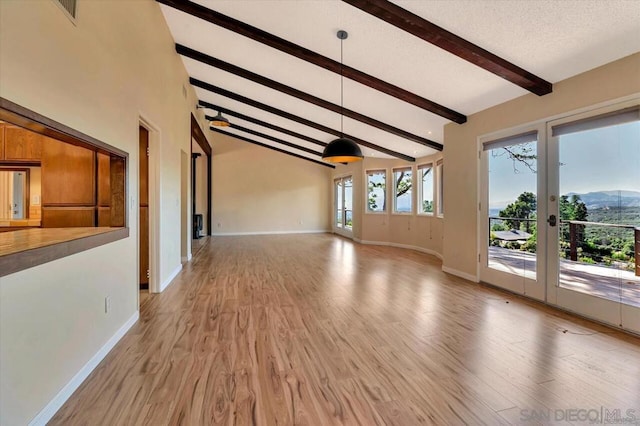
138,115 -> 161,295
333,174 -> 353,238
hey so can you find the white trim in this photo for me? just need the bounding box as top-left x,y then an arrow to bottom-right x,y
159,264 -> 182,292
180,252 -> 193,263
212,230 -> 330,236
442,266 -> 479,283
28,311 -> 139,426
353,238 -> 443,260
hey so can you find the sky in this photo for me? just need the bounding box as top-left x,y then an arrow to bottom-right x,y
489,121 -> 639,209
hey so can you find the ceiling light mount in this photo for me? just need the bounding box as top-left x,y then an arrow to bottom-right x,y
322,29 -> 363,164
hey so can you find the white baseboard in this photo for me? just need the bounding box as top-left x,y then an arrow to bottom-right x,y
180,252 -> 192,263
212,230 -> 330,236
442,266 -> 479,283
159,264 -> 182,292
29,311 -> 139,426
354,238 -> 443,260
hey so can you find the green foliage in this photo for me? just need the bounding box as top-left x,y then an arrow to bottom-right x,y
496,192 -> 638,270
499,191 -> 536,232
367,179 -> 385,211
422,200 -> 433,213
395,171 -> 412,198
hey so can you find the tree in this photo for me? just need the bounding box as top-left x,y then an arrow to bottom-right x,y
499,191 -> 537,232
490,142 -> 537,173
368,179 -> 385,211
559,194 -> 588,249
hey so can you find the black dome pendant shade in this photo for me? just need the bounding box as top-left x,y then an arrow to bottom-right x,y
322,30 -> 363,164
322,137 -> 363,163
210,111 -> 230,127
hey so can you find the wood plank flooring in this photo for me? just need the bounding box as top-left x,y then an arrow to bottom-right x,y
50,234 -> 640,425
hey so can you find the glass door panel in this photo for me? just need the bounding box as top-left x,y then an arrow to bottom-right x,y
344,177 -> 353,230
480,129 -> 544,299
335,179 -> 343,229
334,176 -> 353,237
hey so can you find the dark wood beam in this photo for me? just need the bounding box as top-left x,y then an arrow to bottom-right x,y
210,118 -> 324,157
157,0 -> 466,123
192,78 -> 415,162
342,0 -> 552,96
178,44 -> 443,150
190,113 -> 211,155
201,103 -> 326,148
209,128 -> 335,169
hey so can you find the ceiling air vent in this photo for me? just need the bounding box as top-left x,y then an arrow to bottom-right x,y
54,0 -> 77,21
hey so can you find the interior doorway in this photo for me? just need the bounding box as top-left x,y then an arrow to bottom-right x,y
190,114 -> 212,258
139,126 -> 149,291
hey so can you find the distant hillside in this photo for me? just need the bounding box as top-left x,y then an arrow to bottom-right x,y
566,190 -> 640,209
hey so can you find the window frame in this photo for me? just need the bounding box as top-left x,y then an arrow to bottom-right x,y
416,162 -> 435,216
436,159 -> 444,217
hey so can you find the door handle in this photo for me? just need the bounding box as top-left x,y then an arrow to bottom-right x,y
547,215 -> 557,227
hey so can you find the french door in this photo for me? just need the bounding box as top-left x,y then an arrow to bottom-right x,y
481,100 -> 640,333
334,175 -> 353,238
479,126 -> 546,301
546,101 -> 640,332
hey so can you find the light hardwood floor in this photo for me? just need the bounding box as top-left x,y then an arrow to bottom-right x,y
50,234 -> 640,425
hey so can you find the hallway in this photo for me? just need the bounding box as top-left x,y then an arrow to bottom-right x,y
51,234 -> 640,425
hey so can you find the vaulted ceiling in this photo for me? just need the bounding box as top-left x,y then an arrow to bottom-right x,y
158,0 -> 640,167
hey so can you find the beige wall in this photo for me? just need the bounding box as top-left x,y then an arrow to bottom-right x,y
0,0 -> 212,424
211,133 -> 332,234
443,53 -> 640,278
332,154 -> 444,258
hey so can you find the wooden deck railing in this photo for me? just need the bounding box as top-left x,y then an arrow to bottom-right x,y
564,220 -> 639,277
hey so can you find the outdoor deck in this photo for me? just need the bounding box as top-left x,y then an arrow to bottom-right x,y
488,246 -> 640,308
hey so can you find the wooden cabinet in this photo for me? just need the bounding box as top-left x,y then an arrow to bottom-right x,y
42,138 -> 95,206
0,124 -> 5,160
42,207 -> 95,228
3,125 -> 42,161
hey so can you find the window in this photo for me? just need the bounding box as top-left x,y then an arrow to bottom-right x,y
393,167 -> 412,213
366,169 -> 386,213
417,163 -> 434,215
436,160 -> 444,216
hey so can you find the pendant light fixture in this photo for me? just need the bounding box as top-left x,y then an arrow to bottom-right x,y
322,30 -> 363,163
210,110 -> 230,127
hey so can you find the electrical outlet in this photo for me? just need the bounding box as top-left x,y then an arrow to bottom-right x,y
105,296 -> 111,314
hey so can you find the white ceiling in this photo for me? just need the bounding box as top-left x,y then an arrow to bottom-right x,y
160,0 -> 640,164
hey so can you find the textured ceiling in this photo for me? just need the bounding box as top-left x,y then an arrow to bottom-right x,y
160,0 -> 640,163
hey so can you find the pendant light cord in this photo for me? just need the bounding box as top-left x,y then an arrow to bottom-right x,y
340,37 -> 344,137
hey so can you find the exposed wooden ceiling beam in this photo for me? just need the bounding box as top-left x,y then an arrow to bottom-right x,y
178,44 -> 443,150
209,127 -> 335,169
200,102 -> 326,148
157,0 -> 466,123
342,0 -> 552,96
210,118 -> 324,157
191,78 -> 416,162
